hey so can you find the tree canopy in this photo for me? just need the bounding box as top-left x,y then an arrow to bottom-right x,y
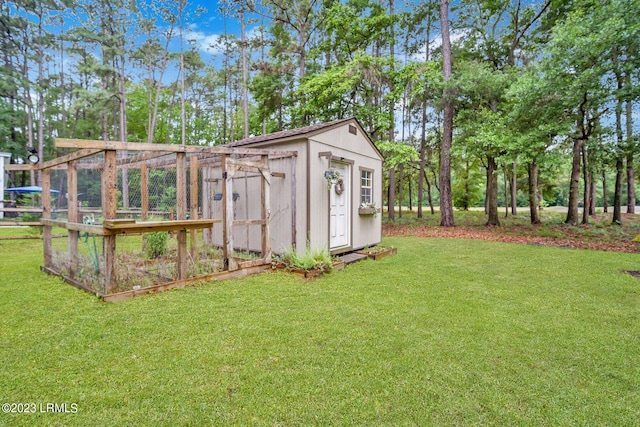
1,0 -> 638,225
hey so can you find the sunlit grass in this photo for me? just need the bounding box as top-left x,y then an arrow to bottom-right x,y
1,233 -> 639,425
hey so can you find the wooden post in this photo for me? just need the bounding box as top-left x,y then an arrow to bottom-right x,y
68,160 -> 78,277
290,155 -> 297,250
42,168 -> 52,268
190,155 -> 198,257
103,150 -> 117,294
201,167 -> 211,245
176,152 -> 187,280
140,163 -> 148,221
222,155 -> 237,271
261,155 -> 271,262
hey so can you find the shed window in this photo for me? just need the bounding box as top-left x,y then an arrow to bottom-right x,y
361,169 -> 373,204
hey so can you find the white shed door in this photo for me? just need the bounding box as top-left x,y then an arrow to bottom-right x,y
330,162 -> 350,249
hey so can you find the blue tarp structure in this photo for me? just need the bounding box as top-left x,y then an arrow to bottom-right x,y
4,186 -> 60,194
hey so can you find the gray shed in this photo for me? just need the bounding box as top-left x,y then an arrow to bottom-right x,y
225,117 -> 383,255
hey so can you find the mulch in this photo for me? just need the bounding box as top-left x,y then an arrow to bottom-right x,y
382,224 -> 640,253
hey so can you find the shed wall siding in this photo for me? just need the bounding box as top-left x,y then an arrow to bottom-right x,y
222,120 -> 382,255
308,126 -> 382,252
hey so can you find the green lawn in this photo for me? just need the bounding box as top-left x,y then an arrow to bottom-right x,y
1,233 -> 639,426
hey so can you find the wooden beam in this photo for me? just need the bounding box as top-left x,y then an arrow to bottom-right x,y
41,266 -> 102,297
41,168 -> 52,268
56,138 -> 188,153
232,219 -> 267,226
68,160 -> 79,278
291,154 -> 297,249
226,157 -> 269,172
0,207 -> 43,213
102,219 -> 217,235
116,151 -> 169,167
39,149 -> 102,170
101,263 -> 270,302
55,138 -> 297,157
190,156 -> 199,257
102,219 -> 135,226
261,154 -> 271,262
41,219 -> 105,235
140,163 -> 148,221
4,164 -> 38,171
103,150 -> 118,294
176,152 -> 187,280
0,221 -> 42,226
221,155 -> 237,271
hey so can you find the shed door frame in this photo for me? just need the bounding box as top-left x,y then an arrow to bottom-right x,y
329,160 -> 351,250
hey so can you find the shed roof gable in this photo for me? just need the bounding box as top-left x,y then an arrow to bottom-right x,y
226,117 -> 383,160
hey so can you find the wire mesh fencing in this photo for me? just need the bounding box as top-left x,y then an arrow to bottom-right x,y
43,146 -> 296,298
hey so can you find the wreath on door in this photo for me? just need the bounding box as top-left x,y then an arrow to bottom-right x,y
334,178 -> 344,195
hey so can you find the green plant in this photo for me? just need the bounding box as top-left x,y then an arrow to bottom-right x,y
144,231 -> 169,259
279,243 -> 333,272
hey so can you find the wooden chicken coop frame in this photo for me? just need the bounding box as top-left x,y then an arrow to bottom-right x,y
39,138 -> 297,301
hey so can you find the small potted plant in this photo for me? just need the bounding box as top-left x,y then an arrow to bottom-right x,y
358,202 -> 380,216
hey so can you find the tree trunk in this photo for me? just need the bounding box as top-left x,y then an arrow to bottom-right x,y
418,101 -> 427,218
117,53 -> 129,208
240,7 -> 249,140
386,0 -> 396,221
613,82 -> 624,224
418,14 -> 432,219
613,157 -> 623,224
566,114 -> 585,225
528,161 -> 540,224
463,158 -> 470,210
504,168 -> 509,218
439,0 -> 454,227
626,100 -> 635,214
511,161 -> 517,215
424,170 -> 435,214
21,48 -> 36,185
398,166 -> 403,218
388,168 -> 396,221
602,171 -> 608,213
408,174 -> 413,211
36,5 -> 44,186
582,147 -> 590,222
589,172 -> 596,216
486,155 -> 500,226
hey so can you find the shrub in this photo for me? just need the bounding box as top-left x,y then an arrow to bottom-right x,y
279,244 -> 333,272
144,231 -> 169,259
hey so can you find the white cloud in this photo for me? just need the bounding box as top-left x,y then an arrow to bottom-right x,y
185,22 -> 264,57
186,29 -> 225,55
412,29 -> 469,61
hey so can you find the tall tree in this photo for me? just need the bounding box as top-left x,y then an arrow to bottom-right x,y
438,0 -> 454,226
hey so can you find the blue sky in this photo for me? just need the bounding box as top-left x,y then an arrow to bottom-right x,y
181,1 -> 260,60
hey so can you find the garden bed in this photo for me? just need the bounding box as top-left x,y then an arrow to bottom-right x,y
357,246 -> 397,261
271,259 -> 345,279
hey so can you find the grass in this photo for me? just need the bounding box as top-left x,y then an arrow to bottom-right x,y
1,231 -> 639,425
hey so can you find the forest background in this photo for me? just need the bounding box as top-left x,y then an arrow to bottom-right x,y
1,0 -> 638,227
